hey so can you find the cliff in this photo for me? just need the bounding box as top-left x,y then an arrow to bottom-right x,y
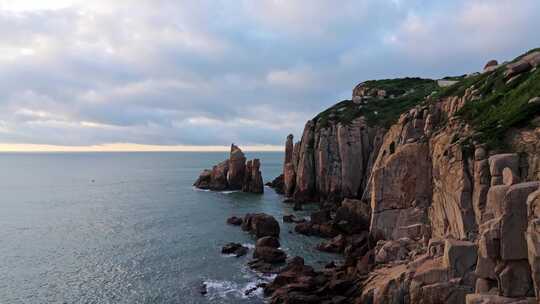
268,49 -> 540,303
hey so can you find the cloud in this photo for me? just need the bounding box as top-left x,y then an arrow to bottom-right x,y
0,0 -> 538,148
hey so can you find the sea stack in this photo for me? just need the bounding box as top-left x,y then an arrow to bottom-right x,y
194,144 -> 264,194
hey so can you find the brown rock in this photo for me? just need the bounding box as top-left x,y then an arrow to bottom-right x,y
443,239 -> 477,278
226,216 -> 243,226
499,260 -> 535,297
504,60 -> 532,79
500,182 -> 540,260
242,213 -> 280,238
370,142 -> 432,240
253,246 -> 286,264
242,158 -> 264,194
221,242 -> 248,257
227,144 -> 246,190
502,167 -> 520,186
256,236 -> 280,248
484,59 -> 498,70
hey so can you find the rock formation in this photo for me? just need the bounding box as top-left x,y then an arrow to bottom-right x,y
193,144 -> 264,193
263,48 -> 540,303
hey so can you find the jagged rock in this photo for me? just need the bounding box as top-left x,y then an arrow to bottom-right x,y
242,159 -> 264,194
242,213 -> 280,238
228,144 -> 246,189
193,144 -> 265,193
206,160 -> 229,190
226,216 -> 243,226
193,169 -> 212,189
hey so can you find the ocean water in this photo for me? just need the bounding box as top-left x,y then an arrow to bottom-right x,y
0,152 -> 336,304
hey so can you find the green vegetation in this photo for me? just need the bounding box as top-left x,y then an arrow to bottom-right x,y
311,49 -> 540,150
436,48 -> 540,149
313,78 -> 437,129
456,67 -> 540,149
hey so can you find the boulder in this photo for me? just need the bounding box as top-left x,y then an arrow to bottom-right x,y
504,60 -> 532,79
226,216 -> 243,226
242,213 -> 280,238
256,236 -> 280,248
522,51 -> 540,68
253,246 -> 287,264
484,59 -> 498,71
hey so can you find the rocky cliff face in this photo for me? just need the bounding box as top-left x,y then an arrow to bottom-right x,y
268,49 -> 540,303
194,144 -> 264,194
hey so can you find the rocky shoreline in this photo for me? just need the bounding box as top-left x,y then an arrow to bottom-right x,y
205,49 -> 540,303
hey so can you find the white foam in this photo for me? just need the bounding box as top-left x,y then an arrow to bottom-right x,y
192,187 -> 211,192
220,190 -> 240,194
242,243 -> 255,249
204,279 -> 264,300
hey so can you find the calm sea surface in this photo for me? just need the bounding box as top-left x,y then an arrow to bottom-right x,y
0,152 -> 335,304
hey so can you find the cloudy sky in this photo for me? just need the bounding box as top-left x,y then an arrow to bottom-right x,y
0,0 -> 538,151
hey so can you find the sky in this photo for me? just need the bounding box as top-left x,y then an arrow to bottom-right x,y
0,0 -> 539,151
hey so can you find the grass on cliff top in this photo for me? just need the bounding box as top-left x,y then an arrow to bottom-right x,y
314,78 -> 437,129
439,48 -> 540,149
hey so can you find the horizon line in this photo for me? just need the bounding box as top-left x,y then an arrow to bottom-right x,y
0,143 -> 284,153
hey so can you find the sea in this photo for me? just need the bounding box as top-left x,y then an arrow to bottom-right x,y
0,152 -> 337,304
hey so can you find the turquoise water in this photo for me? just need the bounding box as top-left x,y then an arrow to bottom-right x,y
0,152 -> 335,304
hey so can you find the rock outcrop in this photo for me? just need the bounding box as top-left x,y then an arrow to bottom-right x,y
262,48 -> 540,303
193,144 -> 264,193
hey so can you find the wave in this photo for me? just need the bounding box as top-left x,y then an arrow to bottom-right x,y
204,279 -> 263,300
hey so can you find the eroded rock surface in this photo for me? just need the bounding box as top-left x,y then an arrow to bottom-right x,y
194,144 -> 264,194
